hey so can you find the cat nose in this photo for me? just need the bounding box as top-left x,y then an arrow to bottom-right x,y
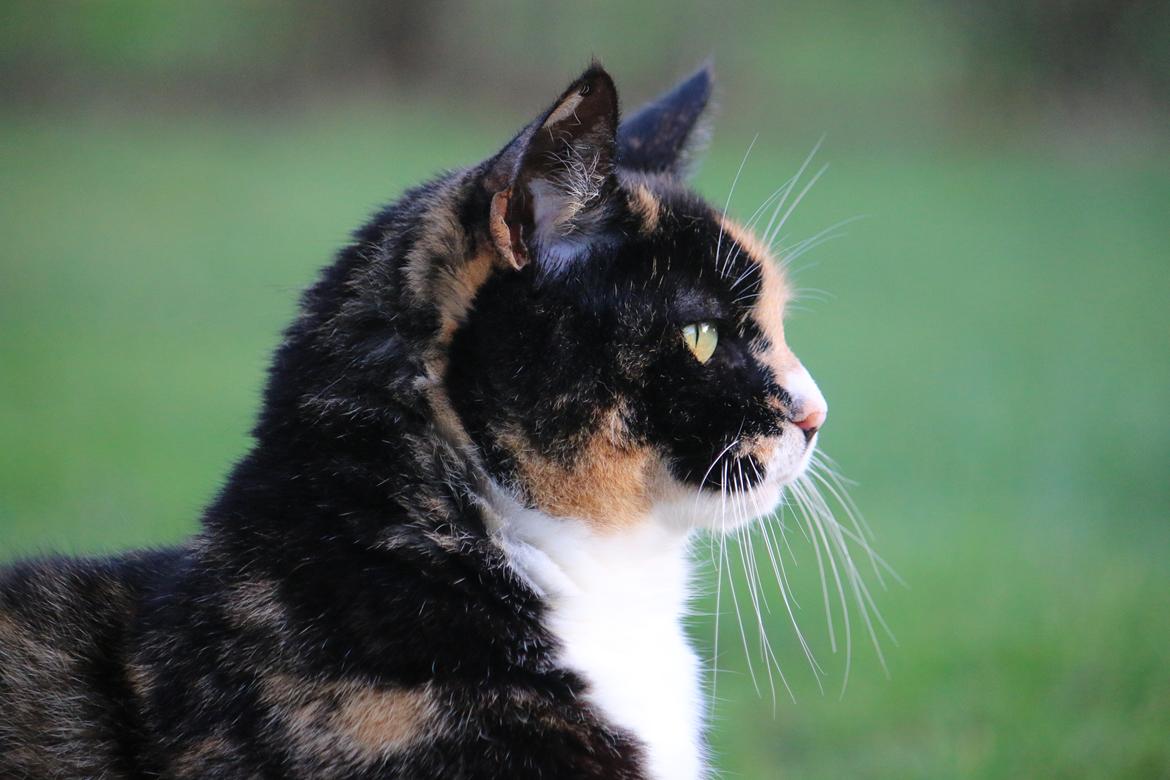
793,408 -> 826,443
782,361 -> 828,444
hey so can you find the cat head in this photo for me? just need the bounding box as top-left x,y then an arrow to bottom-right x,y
441,64 -> 828,533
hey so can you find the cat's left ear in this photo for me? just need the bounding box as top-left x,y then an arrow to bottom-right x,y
617,63 -> 714,177
485,65 -> 619,272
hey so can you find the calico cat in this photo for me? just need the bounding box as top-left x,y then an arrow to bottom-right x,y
0,64 -> 834,779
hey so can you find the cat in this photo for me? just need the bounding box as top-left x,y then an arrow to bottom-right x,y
0,63 -> 833,779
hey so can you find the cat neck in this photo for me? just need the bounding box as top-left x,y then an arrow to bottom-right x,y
486,484 -> 707,780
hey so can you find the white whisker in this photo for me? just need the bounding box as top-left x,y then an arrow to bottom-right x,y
797,472 -> 892,693
806,464 -> 888,589
710,457 -> 729,702
743,464 -> 806,701
716,135 -> 758,279
743,174 -> 800,233
758,137 -> 824,256
734,469 -> 779,706
763,162 -> 829,250
722,463 -> 760,696
791,478 -> 853,687
693,438 -> 743,514
774,215 -> 866,265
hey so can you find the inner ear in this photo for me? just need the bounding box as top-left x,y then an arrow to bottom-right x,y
486,65 -> 619,272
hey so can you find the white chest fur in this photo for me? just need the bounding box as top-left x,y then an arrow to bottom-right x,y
494,500 -> 706,780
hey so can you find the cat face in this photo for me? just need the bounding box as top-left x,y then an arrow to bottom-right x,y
444,65 -> 828,533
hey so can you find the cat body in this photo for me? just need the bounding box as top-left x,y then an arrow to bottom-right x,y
0,65 -> 829,779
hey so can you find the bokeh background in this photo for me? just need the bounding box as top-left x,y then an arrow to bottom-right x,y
2,2 -> 1168,777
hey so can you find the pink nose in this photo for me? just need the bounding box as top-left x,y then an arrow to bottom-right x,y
794,408 -> 826,443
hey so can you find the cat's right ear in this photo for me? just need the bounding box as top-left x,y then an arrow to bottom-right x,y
483,65 -> 619,273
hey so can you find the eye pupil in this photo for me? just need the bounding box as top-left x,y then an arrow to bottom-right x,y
681,321 -> 718,363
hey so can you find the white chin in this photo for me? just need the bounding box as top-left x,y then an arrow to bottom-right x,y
767,430 -> 817,487
654,436 -> 815,534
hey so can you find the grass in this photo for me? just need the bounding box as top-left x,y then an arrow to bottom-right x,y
1,103 -> 1168,778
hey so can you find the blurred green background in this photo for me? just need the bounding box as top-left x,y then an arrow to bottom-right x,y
2,2 -> 1168,777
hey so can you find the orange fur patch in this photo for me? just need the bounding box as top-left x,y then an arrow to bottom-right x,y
424,378 -> 474,451
436,248 -> 495,346
423,247 -> 498,451
333,686 -> 434,753
505,408 -> 654,530
746,438 -> 778,464
719,216 -> 794,371
627,184 -> 661,234
262,675 -> 438,763
752,254 -> 791,353
718,216 -> 775,269
401,186 -> 466,305
718,216 -> 805,428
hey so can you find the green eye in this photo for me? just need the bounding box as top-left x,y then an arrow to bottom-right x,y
680,321 -> 718,364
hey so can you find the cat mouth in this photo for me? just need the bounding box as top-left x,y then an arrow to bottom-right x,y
715,432 -> 817,522
738,427 -> 817,485
656,421 -> 825,532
